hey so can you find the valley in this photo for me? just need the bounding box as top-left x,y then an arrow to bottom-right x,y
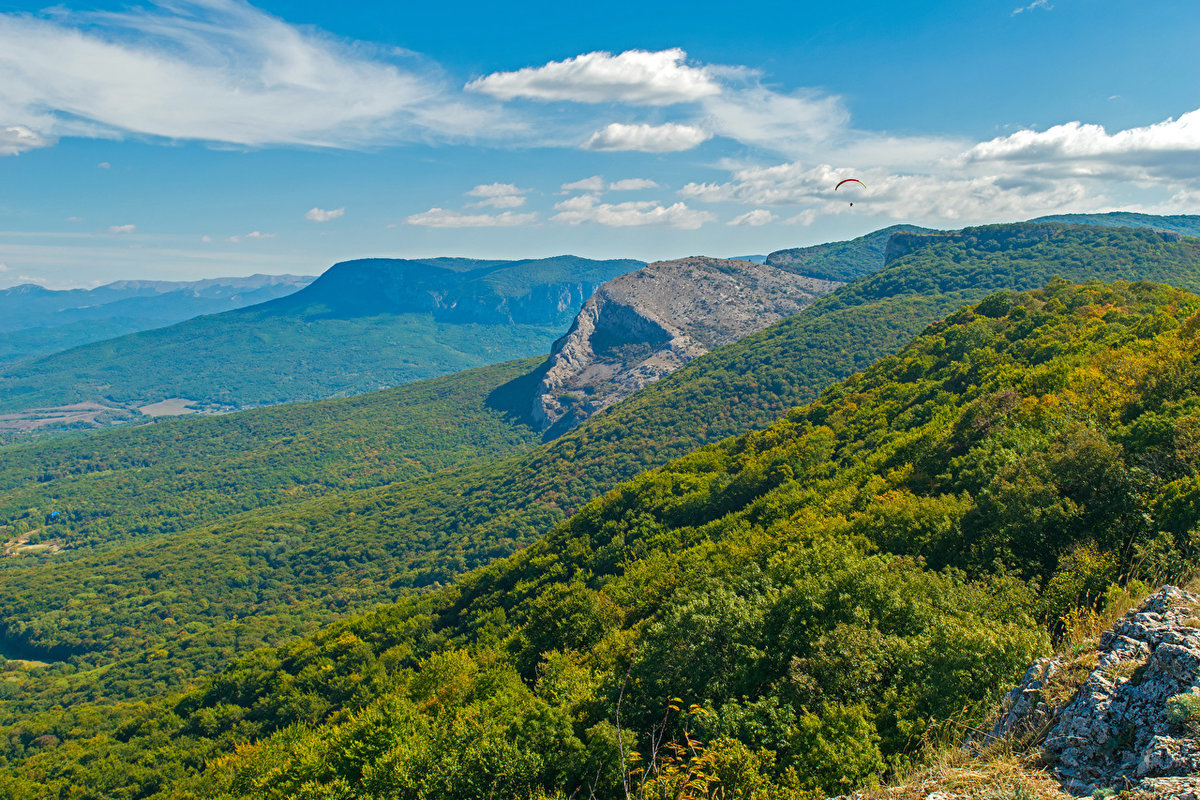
3,217 -> 1200,799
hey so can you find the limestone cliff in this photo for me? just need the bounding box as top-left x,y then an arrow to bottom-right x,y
529,256 -> 841,432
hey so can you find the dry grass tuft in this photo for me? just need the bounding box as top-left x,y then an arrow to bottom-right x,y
1041,647 -> 1099,709
857,750 -> 1073,800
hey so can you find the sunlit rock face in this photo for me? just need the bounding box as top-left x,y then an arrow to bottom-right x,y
530,256 -> 842,433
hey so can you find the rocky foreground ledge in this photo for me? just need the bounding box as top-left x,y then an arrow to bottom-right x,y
836,587 -> 1200,800
992,586 -> 1200,798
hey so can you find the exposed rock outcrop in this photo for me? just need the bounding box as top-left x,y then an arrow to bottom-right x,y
991,587 -> 1200,798
529,256 -> 841,432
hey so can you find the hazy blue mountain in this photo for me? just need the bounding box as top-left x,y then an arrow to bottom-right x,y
0,274 -> 314,364
0,255 -> 643,430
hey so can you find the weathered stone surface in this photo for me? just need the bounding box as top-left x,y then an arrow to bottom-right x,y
530,257 -> 841,431
991,587 -> 1200,798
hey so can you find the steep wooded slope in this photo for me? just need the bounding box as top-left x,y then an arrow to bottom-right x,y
2,223 -> 1198,716
9,279 -> 1200,798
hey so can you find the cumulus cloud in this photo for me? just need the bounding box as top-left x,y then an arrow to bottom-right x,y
466,48 -> 720,105
728,209 -> 776,226
0,0 -> 508,154
964,109 -> 1200,174
551,194 -> 714,229
0,125 -> 48,155
108,223 -> 136,234
562,176 -> 606,192
583,122 -> 711,152
561,176 -> 661,192
466,182 -> 528,197
406,208 -> 538,227
608,178 -> 660,191
305,207 -> 345,222
97,161 -> 111,169
463,182 -> 530,208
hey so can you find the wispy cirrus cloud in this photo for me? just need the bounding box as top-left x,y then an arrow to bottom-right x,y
406,208 -> 538,227
727,209 -> 775,226
1012,0 -> 1052,15
0,0 -> 510,154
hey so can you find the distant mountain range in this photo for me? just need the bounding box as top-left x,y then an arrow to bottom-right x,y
0,274 -> 315,365
0,255 -> 643,432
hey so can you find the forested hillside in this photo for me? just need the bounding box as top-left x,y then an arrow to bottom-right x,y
763,223 -> 931,281
6,278 -> 1199,798
2,222 -> 1199,724
0,256 -> 641,422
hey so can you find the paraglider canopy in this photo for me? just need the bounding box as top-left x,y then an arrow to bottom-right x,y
835,177 -> 864,206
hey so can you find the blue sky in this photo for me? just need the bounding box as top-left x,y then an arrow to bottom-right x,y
1,0 -> 1198,287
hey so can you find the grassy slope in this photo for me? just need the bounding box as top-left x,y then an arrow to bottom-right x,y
9,278 -> 1200,798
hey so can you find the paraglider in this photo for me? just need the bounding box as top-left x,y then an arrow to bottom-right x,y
835,177 -> 865,206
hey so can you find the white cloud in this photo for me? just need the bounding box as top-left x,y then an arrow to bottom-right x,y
227,230 -> 275,242
583,122 -> 711,153
728,209 -> 776,226
470,194 -> 526,209
608,178 -> 660,191
466,182 -> 527,197
700,86 -> 848,156
463,182 -> 529,208
1013,0 -> 1052,14
201,235 -> 212,243
0,262 -> 8,271
562,176 -> 606,192
0,0 -> 508,154
406,208 -> 538,227
466,48 -> 720,105
108,223 -> 136,234
683,160 -> 1093,222
551,194 -> 714,229
305,207 -> 345,222
561,176 -> 662,193
0,125 -> 48,155
964,109 -> 1200,169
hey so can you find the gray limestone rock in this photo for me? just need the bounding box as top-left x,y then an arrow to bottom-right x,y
990,587 -> 1200,798
529,256 -> 841,431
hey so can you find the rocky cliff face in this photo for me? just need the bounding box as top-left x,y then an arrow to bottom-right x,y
989,586 -> 1200,799
529,256 -> 841,432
